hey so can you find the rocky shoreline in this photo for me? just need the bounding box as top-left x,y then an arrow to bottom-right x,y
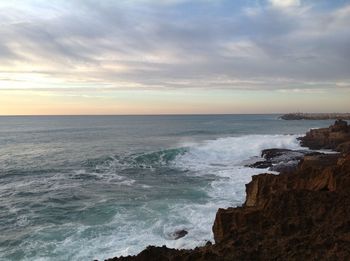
106,120 -> 350,261
280,113 -> 350,120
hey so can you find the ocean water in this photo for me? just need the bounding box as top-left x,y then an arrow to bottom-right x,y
0,115 -> 334,260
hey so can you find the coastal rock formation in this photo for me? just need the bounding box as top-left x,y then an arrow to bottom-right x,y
337,141 -> 350,154
298,119 -> 350,150
107,121 -> 350,261
246,148 -> 322,173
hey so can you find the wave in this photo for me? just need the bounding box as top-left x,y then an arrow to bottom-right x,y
3,134 -> 303,260
72,134 -> 303,258
82,148 -> 188,171
169,130 -> 220,136
132,148 -> 187,168
82,134 -> 301,173
175,134 -> 302,173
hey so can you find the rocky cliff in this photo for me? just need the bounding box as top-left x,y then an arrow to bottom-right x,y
298,119 -> 350,150
107,120 -> 350,261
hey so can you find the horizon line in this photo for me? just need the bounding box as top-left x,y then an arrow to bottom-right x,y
0,113 -> 283,117
0,112 -> 349,117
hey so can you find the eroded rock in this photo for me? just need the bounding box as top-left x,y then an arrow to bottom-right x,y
298,119 -> 350,150
246,148 -> 323,174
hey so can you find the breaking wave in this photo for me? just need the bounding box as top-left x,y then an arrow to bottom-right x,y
1,134 -> 303,261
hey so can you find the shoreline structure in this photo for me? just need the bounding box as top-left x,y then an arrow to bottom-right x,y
280,113 -> 350,120
107,120 -> 350,261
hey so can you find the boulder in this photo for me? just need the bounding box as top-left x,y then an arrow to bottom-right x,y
170,230 -> 188,240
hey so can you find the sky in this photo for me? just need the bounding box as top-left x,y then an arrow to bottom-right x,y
0,0 -> 349,115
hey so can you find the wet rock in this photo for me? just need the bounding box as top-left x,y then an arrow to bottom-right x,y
247,161 -> 272,169
269,160 -> 298,173
262,148 -> 321,163
246,148 -> 323,174
261,148 -> 291,160
205,241 -> 212,246
171,230 -> 188,240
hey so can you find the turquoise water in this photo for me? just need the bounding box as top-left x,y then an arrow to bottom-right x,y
0,115 -> 334,260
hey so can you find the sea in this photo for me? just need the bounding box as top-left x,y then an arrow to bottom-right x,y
0,115 -> 335,260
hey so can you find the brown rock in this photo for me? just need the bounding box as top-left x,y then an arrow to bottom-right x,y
337,141 -> 350,154
299,119 -> 350,150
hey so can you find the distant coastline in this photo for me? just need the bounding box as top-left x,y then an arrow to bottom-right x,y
280,113 -> 350,120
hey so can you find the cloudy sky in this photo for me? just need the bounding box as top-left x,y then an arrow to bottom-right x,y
0,0 -> 349,115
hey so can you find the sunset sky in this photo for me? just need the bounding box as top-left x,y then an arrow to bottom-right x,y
0,0 -> 349,115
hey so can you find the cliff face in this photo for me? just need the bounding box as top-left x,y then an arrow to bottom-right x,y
298,119 -> 350,150
212,153 -> 350,260
107,120 -> 350,261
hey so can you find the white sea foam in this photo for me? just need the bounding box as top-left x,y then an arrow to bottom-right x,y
175,134 -> 302,172
88,134 -> 303,259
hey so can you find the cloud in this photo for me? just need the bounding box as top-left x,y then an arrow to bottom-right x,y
269,0 -> 300,8
0,0 -> 349,95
